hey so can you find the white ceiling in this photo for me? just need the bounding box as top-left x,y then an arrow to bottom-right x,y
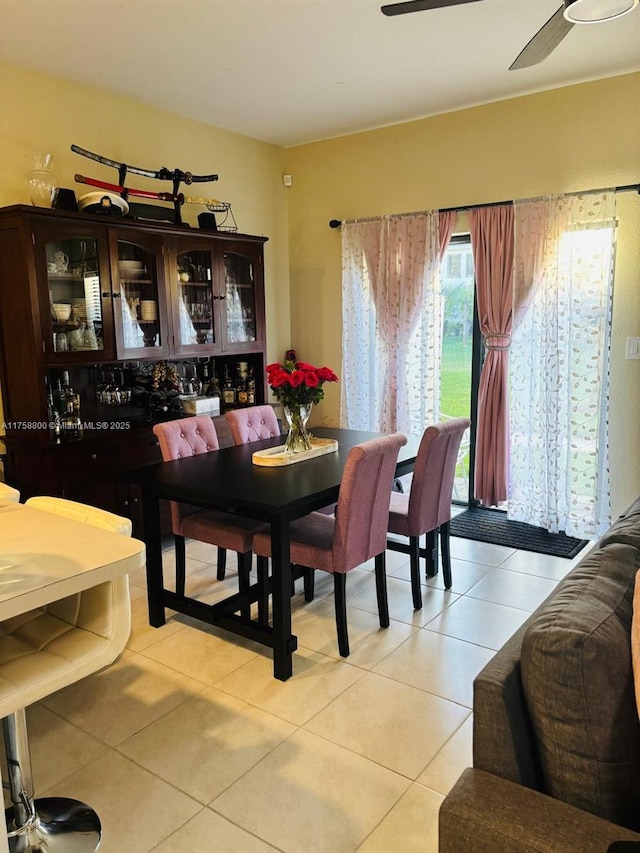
1,0 -> 639,147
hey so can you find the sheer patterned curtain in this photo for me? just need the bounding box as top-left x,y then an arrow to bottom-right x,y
341,212 -> 446,434
509,192 -> 616,538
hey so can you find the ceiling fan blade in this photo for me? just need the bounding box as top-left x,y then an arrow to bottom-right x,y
381,0 -> 483,16
509,6 -> 575,70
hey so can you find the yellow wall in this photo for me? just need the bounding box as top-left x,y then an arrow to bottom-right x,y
0,60 -> 291,363
0,62 -> 638,513
286,73 -> 640,514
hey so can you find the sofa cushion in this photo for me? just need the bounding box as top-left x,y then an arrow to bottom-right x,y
633,570 -> 640,719
521,542 -> 640,831
599,497 -> 640,551
621,496 -> 640,518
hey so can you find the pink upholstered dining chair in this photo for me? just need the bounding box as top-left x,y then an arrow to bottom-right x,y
387,418 -> 470,610
225,404 -> 315,603
253,432 -> 408,657
152,415 -> 266,617
225,405 -> 281,612
225,405 -> 280,445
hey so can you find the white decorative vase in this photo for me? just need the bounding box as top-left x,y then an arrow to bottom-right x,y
25,153 -> 59,208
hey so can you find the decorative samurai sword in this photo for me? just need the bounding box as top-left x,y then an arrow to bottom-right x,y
74,174 -> 230,209
71,145 -> 218,185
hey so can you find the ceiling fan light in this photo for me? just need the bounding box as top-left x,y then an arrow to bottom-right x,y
563,0 -> 639,24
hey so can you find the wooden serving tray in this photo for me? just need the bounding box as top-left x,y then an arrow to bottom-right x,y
252,438 -> 338,467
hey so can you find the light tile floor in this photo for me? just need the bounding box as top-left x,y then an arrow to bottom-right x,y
6,518 -> 590,853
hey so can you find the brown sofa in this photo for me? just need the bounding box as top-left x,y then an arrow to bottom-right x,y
439,497 -> 640,853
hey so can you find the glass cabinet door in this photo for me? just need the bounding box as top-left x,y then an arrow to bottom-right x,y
43,233 -> 109,360
173,247 -> 217,354
223,250 -> 259,349
112,234 -> 169,358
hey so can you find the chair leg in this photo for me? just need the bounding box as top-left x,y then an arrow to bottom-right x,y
237,551 -> 252,619
425,529 -> 438,579
174,534 -> 186,596
303,567 -> 315,602
375,552 -> 390,628
257,555 -> 269,625
291,565 -> 315,602
440,521 -> 452,589
408,535 -> 422,610
216,546 -> 227,581
333,573 -> 349,657
3,710 -> 101,850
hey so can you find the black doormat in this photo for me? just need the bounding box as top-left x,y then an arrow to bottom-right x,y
449,507 -> 589,559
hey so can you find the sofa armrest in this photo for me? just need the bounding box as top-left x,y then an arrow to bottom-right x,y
473,619 -> 546,789
439,768 -> 640,853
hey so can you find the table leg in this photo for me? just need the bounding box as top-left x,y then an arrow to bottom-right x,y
270,516 -> 297,680
142,489 -> 166,627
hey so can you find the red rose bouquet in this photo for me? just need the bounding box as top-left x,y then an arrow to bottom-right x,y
266,359 -> 339,452
266,360 -> 339,409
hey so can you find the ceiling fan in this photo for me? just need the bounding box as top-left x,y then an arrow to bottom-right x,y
380,0 -> 639,70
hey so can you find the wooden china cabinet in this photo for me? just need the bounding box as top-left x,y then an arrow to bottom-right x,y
0,204 -> 268,534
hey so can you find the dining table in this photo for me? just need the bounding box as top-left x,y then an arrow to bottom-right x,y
130,426 -> 420,681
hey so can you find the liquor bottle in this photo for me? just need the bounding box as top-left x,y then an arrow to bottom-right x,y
46,385 -> 55,421
222,364 -> 236,409
235,365 -> 248,407
62,370 -> 78,403
247,367 -> 256,405
59,371 -> 81,435
54,373 -> 69,418
200,360 -> 210,389
46,381 -> 61,437
63,396 -> 82,436
206,362 -> 222,401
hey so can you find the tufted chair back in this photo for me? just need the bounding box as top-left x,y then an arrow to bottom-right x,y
226,406 -> 280,445
152,416 -> 220,531
153,415 -> 219,460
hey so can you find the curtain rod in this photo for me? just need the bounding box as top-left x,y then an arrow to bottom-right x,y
328,183 -> 640,228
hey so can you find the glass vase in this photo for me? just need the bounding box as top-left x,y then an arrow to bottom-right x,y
25,153 -> 59,208
283,402 -> 313,454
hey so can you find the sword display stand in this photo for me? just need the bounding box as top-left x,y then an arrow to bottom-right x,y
71,144 -> 236,230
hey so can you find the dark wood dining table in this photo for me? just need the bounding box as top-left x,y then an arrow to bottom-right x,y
130,426 -> 420,680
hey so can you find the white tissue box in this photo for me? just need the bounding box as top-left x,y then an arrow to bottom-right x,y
181,396 -> 221,416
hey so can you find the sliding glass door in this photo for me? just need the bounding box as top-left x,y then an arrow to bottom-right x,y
440,235 -> 483,505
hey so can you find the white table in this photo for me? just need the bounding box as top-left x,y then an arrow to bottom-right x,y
0,500 -> 145,618
0,499 -> 146,851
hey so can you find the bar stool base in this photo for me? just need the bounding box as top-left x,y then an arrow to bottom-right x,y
5,797 -> 101,852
